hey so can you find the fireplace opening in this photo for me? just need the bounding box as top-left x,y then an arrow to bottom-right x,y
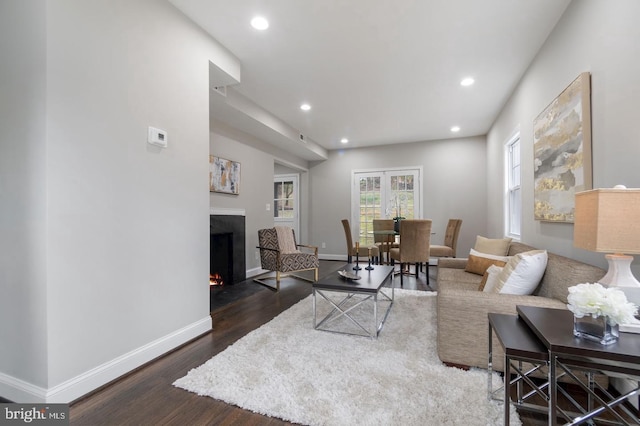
209,214 -> 246,285
210,232 -> 233,287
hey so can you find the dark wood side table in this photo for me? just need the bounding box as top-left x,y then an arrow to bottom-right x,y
517,305 -> 640,425
488,313 -> 550,425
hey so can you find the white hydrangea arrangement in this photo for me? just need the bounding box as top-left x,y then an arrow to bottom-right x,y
567,283 -> 639,326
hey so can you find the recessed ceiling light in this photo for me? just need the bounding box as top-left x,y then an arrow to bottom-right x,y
450,126 -> 461,133
251,16 -> 269,30
300,103 -> 311,111
460,77 -> 475,87
340,138 -> 349,144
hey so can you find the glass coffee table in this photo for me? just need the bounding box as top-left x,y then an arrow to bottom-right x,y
312,264 -> 394,339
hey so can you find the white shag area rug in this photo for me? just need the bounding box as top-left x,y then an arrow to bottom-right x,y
174,289 -> 521,426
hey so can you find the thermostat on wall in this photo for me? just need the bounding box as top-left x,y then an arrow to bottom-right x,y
148,126 -> 168,148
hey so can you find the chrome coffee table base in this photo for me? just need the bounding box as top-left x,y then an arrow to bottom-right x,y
313,287 -> 394,339
312,264 -> 395,339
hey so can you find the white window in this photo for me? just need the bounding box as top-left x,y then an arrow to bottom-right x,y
274,174 -> 299,238
352,168 -> 422,246
506,133 -> 521,239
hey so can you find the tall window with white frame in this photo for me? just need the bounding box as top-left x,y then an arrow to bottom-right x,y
506,134 -> 521,239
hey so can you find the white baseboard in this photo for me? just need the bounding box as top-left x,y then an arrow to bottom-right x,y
246,267 -> 268,278
319,254 -> 348,261
0,373 -> 48,403
0,316 -> 212,404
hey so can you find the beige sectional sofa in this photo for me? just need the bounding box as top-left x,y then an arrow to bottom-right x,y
436,241 -> 605,372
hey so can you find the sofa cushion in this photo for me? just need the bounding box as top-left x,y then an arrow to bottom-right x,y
437,267 -> 483,291
465,251 -> 507,275
493,250 -> 548,295
474,236 -> 512,256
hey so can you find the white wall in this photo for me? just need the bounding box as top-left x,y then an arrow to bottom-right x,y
1,0 -> 241,403
487,0 -> 640,276
0,0 -> 49,393
308,137 -> 488,259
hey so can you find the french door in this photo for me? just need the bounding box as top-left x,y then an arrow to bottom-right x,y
351,168 -> 421,246
274,174 -> 299,238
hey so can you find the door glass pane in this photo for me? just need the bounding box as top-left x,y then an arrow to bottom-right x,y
358,176 -> 380,246
274,180 -> 295,218
388,174 -> 415,219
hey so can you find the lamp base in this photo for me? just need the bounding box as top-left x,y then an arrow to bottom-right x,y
599,254 -> 640,287
599,253 -> 640,308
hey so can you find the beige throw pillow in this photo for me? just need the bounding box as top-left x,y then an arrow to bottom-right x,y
465,253 -> 507,276
492,250 -> 548,295
474,236 -> 512,256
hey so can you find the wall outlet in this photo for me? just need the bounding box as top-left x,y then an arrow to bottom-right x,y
266,203 -> 270,211
322,242 -> 326,248
255,251 -> 259,260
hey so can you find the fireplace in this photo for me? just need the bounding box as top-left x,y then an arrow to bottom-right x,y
210,232 -> 232,286
210,214 -> 246,285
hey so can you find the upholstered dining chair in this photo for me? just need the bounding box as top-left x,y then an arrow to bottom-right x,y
430,219 -> 462,259
254,226 -> 319,291
389,219 -> 432,287
373,219 -> 399,265
341,219 -> 380,264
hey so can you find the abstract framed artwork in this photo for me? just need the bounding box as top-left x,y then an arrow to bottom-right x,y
209,155 -> 241,195
533,72 -> 592,223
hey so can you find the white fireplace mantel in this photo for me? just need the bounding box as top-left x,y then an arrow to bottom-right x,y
210,207 -> 246,216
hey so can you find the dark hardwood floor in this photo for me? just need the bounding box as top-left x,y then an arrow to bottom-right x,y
69,261 -> 559,425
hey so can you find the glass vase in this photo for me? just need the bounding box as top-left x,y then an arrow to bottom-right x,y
573,315 -> 619,345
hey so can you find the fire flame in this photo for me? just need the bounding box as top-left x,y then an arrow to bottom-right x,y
210,273 -> 224,286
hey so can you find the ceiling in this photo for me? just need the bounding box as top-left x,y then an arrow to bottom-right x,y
169,0 -> 571,159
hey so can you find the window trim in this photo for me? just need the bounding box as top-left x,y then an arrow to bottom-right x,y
505,131 -> 521,240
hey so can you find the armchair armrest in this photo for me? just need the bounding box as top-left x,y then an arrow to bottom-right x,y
297,244 -> 318,255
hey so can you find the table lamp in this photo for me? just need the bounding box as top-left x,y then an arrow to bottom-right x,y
574,185 -> 640,305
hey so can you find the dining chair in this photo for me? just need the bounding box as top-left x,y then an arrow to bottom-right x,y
389,219 -> 432,287
373,219 -> 399,265
341,219 -> 379,264
421,219 -> 462,277
430,219 -> 462,259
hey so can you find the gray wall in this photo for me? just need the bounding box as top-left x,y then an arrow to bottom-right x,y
487,0 -> 640,277
0,0 -> 48,392
308,136 -> 488,259
1,0 -> 236,402
209,122 -> 310,273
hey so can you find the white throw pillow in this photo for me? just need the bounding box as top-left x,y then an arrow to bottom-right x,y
482,265 -> 504,293
493,250 -> 548,295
